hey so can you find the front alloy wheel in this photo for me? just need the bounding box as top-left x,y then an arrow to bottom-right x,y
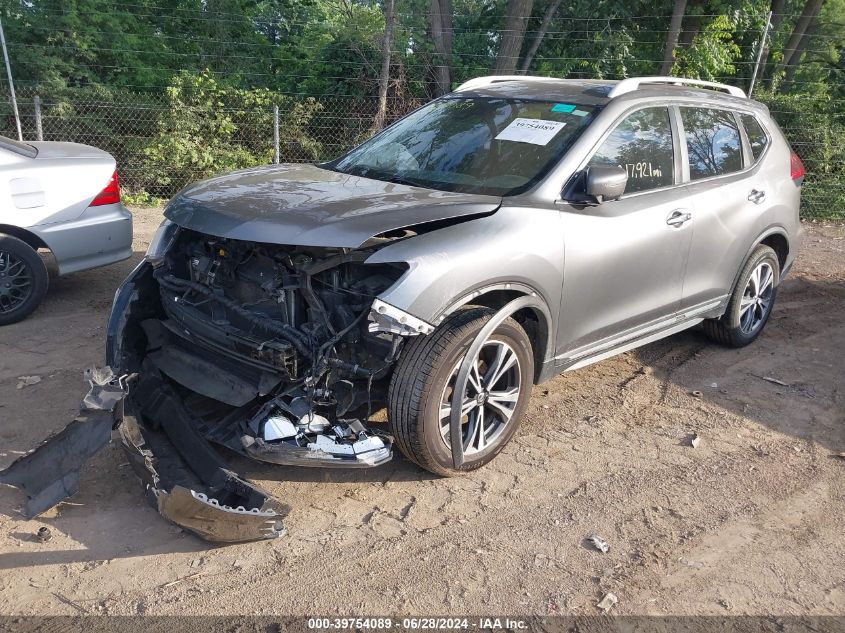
439,339 -> 522,456
388,307 -> 534,476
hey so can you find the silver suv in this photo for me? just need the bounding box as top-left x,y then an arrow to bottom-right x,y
1,76 -> 803,541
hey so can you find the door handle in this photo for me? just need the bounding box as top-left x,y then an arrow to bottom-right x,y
666,209 -> 692,227
748,189 -> 766,204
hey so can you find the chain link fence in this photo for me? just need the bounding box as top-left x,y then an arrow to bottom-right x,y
0,86 -> 422,199
0,84 -> 841,219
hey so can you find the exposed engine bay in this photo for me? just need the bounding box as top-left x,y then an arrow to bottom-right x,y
1,226 -> 429,543
128,228 -> 415,468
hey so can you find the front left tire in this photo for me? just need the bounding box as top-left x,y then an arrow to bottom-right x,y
388,306 -> 534,476
0,234 -> 49,326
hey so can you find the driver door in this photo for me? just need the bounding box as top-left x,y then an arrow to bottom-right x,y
556,105 -> 694,363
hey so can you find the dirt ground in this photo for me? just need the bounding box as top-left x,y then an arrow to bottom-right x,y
0,208 -> 842,617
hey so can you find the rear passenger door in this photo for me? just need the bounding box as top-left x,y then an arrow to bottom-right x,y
677,106 -> 762,314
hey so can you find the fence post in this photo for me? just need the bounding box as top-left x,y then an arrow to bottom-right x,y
273,104 -> 280,165
0,17 -> 22,141
33,95 -> 43,141
748,10 -> 772,97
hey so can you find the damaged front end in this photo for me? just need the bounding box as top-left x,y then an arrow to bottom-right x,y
1,222 -> 424,542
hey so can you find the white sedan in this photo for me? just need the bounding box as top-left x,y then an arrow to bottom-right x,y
0,135 -> 132,324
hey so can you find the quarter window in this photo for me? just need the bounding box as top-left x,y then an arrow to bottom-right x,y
741,114 -> 769,161
681,108 -> 743,180
587,107 -> 674,194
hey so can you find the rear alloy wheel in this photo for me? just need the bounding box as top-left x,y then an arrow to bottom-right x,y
703,244 -> 779,347
388,307 -> 533,476
0,235 -> 49,326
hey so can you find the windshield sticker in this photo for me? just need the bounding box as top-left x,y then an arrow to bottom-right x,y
550,103 -> 576,113
495,118 -> 567,146
570,109 -> 589,117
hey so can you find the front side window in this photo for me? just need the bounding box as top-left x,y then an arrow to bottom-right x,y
740,114 -> 769,162
587,107 -> 675,195
331,97 -> 598,196
681,108 -> 743,180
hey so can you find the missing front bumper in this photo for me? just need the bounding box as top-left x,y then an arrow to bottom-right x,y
0,367 -> 285,543
0,365 -> 393,543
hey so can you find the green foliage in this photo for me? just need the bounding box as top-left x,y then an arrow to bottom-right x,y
141,71 -> 322,193
121,189 -> 167,208
0,0 -> 841,218
756,90 -> 845,220
672,14 -> 742,80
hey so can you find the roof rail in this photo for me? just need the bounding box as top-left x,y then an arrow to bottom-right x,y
608,76 -> 746,99
454,75 -> 564,92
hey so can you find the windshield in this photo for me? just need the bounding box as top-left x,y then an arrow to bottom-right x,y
330,97 -> 599,196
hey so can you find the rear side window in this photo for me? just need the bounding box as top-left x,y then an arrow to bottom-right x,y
681,108 -> 743,180
587,107 -> 674,194
740,114 -> 769,161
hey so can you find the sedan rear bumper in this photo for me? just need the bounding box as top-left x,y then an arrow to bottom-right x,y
29,202 -> 133,275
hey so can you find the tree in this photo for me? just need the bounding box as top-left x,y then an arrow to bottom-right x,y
756,0 -> 785,77
429,0 -> 453,94
519,0 -> 563,73
372,0 -> 396,132
494,0 -> 534,74
772,0 -> 823,87
661,0 -> 688,74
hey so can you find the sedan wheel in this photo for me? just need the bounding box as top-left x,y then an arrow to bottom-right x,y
0,235 -> 49,326
0,250 -> 34,314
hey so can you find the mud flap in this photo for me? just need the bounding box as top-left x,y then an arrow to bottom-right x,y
0,368 -> 125,518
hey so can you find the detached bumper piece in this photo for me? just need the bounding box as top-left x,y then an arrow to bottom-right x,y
243,426 -> 392,468
121,372 -> 287,543
0,367 -> 286,544
0,368 -> 125,519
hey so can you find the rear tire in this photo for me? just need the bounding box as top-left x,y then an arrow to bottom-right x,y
703,244 -> 779,348
0,234 -> 48,326
388,307 -> 533,476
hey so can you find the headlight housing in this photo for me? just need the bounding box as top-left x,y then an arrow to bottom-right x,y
146,219 -> 179,263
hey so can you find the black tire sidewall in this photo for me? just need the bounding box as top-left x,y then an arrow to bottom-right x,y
0,235 -> 49,326
725,246 -> 779,345
418,318 -> 533,473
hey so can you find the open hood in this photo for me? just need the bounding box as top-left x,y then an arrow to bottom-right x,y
164,163 -> 502,248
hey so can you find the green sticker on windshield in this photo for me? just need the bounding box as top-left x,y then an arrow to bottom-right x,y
551,103 -> 576,113
570,109 -> 589,117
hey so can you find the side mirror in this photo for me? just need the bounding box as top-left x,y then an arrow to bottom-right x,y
584,165 -> 628,203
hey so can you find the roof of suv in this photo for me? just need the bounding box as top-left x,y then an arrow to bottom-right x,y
451,75 -> 764,111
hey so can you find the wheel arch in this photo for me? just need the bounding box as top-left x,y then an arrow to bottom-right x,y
759,231 -> 789,271
727,226 -> 791,299
0,225 -> 49,251
437,283 -> 554,384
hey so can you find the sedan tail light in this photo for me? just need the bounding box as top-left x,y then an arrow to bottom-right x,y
790,152 -> 805,183
90,170 -> 121,206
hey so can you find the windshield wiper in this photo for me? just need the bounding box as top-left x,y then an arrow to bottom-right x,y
382,174 -> 429,189
336,165 -> 432,190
